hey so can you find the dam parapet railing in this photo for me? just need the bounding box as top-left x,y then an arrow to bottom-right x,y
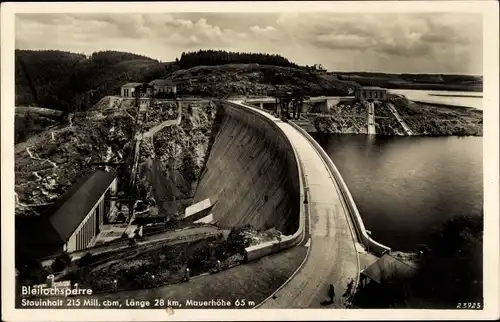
289,121 -> 391,256
218,100 -> 306,262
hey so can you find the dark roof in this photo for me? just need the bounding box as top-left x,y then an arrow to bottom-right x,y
44,170 -> 116,242
16,215 -> 65,261
149,79 -> 175,86
122,82 -> 143,88
361,254 -> 417,284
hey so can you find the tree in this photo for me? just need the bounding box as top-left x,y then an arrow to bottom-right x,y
15,49 -> 162,120
412,215 -> 483,306
128,237 -> 137,246
15,111 -> 39,143
17,258 -> 48,283
353,215 -> 483,309
78,252 -> 93,267
51,252 -> 72,273
227,227 -> 246,254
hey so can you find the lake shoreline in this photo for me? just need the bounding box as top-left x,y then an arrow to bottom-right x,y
308,98 -> 482,137
429,94 -> 483,98
389,89 -> 483,110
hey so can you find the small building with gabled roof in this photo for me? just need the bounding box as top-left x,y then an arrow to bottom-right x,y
355,86 -> 388,102
149,79 -> 177,96
121,82 -> 144,98
46,170 -> 117,253
121,80 -> 177,98
16,170 -> 118,262
360,253 -> 417,286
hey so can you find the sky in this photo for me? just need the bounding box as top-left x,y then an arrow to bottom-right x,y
15,12 -> 483,75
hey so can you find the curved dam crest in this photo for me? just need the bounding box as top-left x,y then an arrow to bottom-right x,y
193,102 -> 300,236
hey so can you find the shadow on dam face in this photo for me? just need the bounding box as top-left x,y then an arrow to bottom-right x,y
193,103 -> 300,236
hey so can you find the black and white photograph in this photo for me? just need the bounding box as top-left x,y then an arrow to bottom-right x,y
2,1 -> 499,321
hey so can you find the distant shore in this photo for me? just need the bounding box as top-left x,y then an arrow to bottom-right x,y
429,94 -> 483,98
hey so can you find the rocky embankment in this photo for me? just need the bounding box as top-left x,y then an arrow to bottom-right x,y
134,100 -> 218,219
15,101 -> 135,215
14,97 -> 218,218
389,96 -> 482,136
308,97 -> 482,136
310,100 -> 371,134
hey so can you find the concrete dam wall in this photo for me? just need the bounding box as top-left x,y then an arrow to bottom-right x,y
193,102 -> 300,235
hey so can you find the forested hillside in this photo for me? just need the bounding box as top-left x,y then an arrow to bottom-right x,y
16,50 -> 86,110
15,50 -> 175,114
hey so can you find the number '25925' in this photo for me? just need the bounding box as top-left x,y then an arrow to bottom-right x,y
457,302 -> 481,309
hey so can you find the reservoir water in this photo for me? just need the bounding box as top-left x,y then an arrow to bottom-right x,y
389,89 -> 483,110
312,134 -> 483,251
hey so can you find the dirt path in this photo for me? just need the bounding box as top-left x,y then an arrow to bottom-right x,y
130,101 -> 183,186
135,102 -> 182,140
33,171 -> 42,181
26,147 -> 58,169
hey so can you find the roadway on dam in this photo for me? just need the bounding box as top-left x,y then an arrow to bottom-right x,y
244,103 -> 359,308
